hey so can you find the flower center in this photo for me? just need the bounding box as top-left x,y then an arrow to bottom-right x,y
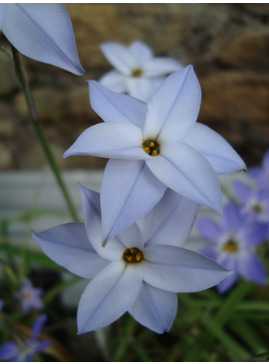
223,239 -> 238,253
123,247 -> 144,263
131,68 -> 142,77
142,139 -> 160,157
250,202 -> 262,213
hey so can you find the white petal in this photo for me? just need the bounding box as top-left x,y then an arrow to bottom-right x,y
89,81 -> 147,129
184,123 -> 246,174
143,245 -> 232,292
3,4 -> 84,75
129,40 -> 153,63
138,189 -> 198,247
77,262 -> 143,333
79,183 -> 124,261
63,122 -> 146,160
0,4 -> 7,28
126,77 -> 164,102
146,141 -> 222,213
100,41 -> 137,75
143,57 -> 183,77
143,66 -> 201,141
99,70 -> 127,93
101,159 -> 167,242
129,283 -> 177,334
32,223 -> 109,279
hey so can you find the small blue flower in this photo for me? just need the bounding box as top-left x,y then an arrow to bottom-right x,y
0,4 -> 84,75
196,201 -> 267,293
0,314 -> 50,361
17,278 -> 43,313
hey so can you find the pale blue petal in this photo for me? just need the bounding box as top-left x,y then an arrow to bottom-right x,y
115,223 -> 144,250
238,253 -> 266,284
32,223 -> 109,279
79,183 -> 124,260
99,70 -> 127,94
238,221 -> 268,248
143,57 -> 183,77
129,40 -> 153,63
143,66 -> 201,141
0,342 -> 18,360
126,77 -> 164,102
138,189 -> 198,247
196,218 -> 223,243
63,121 -> 146,160
0,4 -> 7,28
262,149 -> 269,171
101,159 -> 167,242
77,262 -> 143,333
233,180 -> 252,203
129,283 -> 177,334
100,42 -> 137,75
184,123 -> 246,174
32,313 -> 47,338
146,141 -> 222,213
143,245 -> 231,292
2,4 -> 84,75
217,272 -> 237,293
89,81 -> 147,128
220,201 -> 241,232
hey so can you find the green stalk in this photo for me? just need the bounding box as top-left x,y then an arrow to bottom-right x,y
10,44 -> 79,222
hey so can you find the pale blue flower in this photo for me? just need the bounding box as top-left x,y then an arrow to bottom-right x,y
196,201 -> 267,293
17,278 -> 43,313
64,66 -> 246,242
0,3 -> 84,75
32,184 -> 231,334
99,40 -> 184,101
0,314 -> 50,361
248,149 -> 269,188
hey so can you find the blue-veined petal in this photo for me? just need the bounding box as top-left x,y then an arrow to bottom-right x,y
77,262 -> 143,333
184,123 -> 246,174
101,159 -> 167,243
233,180 -> 252,203
217,273 -> 237,293
143,65 -> 201,141
32,223 -> 109,279
2,4 -> 84,75
138,188 -> 198,247
89,81 -> 147,128
115,223 -> 145,251
220,201 -> 241,232
143,57 -> 183,77
143,245 -> 232,292
238,252 -> 266,284
0,342 -> 18,360
79,183 -> 124,261
146,141 -> 222,213
129,283 -> 177,334
99,70 -> 127,93
100,41 -> 137,75
129,40 -> 153,63
63,121 -> 146,160
196,217 -> 223,243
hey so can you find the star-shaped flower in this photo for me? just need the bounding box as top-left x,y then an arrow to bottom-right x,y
0,314 -> 50,362
64,66 -> 246,242
0,4 -> 84,75
32,184 -> 231,334
196,201 -> 267,293
99,40 -> 183,101
17,277 -> 43,313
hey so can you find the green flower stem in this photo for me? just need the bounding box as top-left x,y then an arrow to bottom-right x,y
11,44 -> 79,222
